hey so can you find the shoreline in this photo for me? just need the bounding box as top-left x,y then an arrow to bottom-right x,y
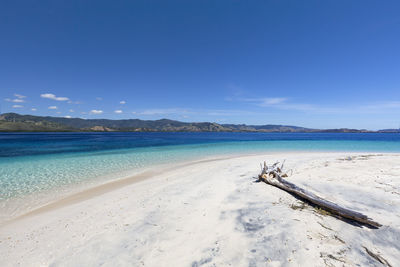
0,154 -> 243,226
0,151 -> 397,226
1,151 -> 400,266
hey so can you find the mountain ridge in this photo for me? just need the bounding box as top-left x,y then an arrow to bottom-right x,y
0,113 -> 397,133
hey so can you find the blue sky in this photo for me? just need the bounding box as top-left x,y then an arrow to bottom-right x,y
1,0 -> 400,130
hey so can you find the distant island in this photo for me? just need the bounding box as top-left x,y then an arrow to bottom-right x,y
0,113 -> 399,133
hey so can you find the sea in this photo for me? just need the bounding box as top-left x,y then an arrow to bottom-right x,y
1,132 -> 400,220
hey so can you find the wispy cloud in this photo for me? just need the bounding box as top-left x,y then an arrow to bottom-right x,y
48,106 -> 58,109
138,108 -> 190,115
31,108 -> 37,111
96,97 -> 103,101
90,110 -> 103,114
135,107 -> 256,118
5,98 -> 25,103
64,115 -> 72,118
234,96 -> 316,112
14,94 -> 26,99
69,109 -> 74,113
259,97 -> 287,105
67,100 -> 81,104
114,110 -> 123,114
238,94 -> 400,114
12,105 -> 23,108
245,97 -> 288,106
12,98 -> 25,103
41,93 -> 69,101
120,100 -> 126,104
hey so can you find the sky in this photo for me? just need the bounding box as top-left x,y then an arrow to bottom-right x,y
1,0 -> 400,130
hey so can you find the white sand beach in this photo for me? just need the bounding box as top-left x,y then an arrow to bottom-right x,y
1,152 -> 400,266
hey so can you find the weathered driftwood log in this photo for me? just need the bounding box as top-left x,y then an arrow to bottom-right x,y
258,161 -> 382,228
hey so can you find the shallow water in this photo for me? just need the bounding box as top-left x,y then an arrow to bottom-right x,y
1,132 -> 400,202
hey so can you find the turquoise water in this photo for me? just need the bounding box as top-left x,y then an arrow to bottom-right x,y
1,132 -> 400,202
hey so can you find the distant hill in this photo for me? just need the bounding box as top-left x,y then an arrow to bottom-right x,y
378,129 -> 400,133
0,113 -> 390,133
221,124 -> 312,132
0,113 -> 75,132
0,113 -> 230,132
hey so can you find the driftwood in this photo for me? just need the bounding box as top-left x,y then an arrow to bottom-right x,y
258,161 -> 382,228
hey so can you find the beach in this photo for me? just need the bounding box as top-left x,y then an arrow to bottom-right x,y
1,152 -> 399,266
2,0 -> 400,265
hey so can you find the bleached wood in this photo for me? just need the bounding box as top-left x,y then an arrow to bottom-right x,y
258,161 -> 382,228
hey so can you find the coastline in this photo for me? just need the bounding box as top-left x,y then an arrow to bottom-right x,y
2,132 -> 400,224
0,154 -> 243,226
1,151 -> 400,266
0,150 -> 342,225
1,150 -> 388,225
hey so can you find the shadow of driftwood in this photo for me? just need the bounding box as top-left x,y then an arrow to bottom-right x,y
256,176 -> 380,229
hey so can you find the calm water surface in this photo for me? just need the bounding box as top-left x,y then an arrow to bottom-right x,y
1,132 -> 400,202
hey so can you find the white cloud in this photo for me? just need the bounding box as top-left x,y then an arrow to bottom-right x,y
56,112 -> 61,114
135,108 -> 248,117
242,94 -> 400,114
241,96 -> 318,112
244,97 -> 288,106
204,109 -> 256,116
139,108 -> 189,115
69,109 -> 74,112
48,106 -> 58,109
260,97 -> 287,105
120,100 -> 126,104
67,100 -> 81,104
12,105 -> 23,108
114,110 -> 123,114
14,94 -> 26,99
90,110 -> 103,114
96,97 -> 103,101
31,108 -> 37,111
4,96 -> 25,103
41,93 -> 69,101
11,98 -> 25,103
64,115 -> 72,118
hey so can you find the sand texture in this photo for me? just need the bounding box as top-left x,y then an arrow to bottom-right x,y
1,152 -> 400,266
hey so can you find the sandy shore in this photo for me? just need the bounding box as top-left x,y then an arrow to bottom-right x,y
1,152 -> 400,266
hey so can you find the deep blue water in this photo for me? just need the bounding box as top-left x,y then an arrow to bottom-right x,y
1,132 -> 400,202
2,132 -> 400,158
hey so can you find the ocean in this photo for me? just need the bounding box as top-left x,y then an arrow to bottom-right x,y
1,132 -> 400,218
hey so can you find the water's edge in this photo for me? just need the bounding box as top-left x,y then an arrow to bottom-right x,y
1,132 -> 400,223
